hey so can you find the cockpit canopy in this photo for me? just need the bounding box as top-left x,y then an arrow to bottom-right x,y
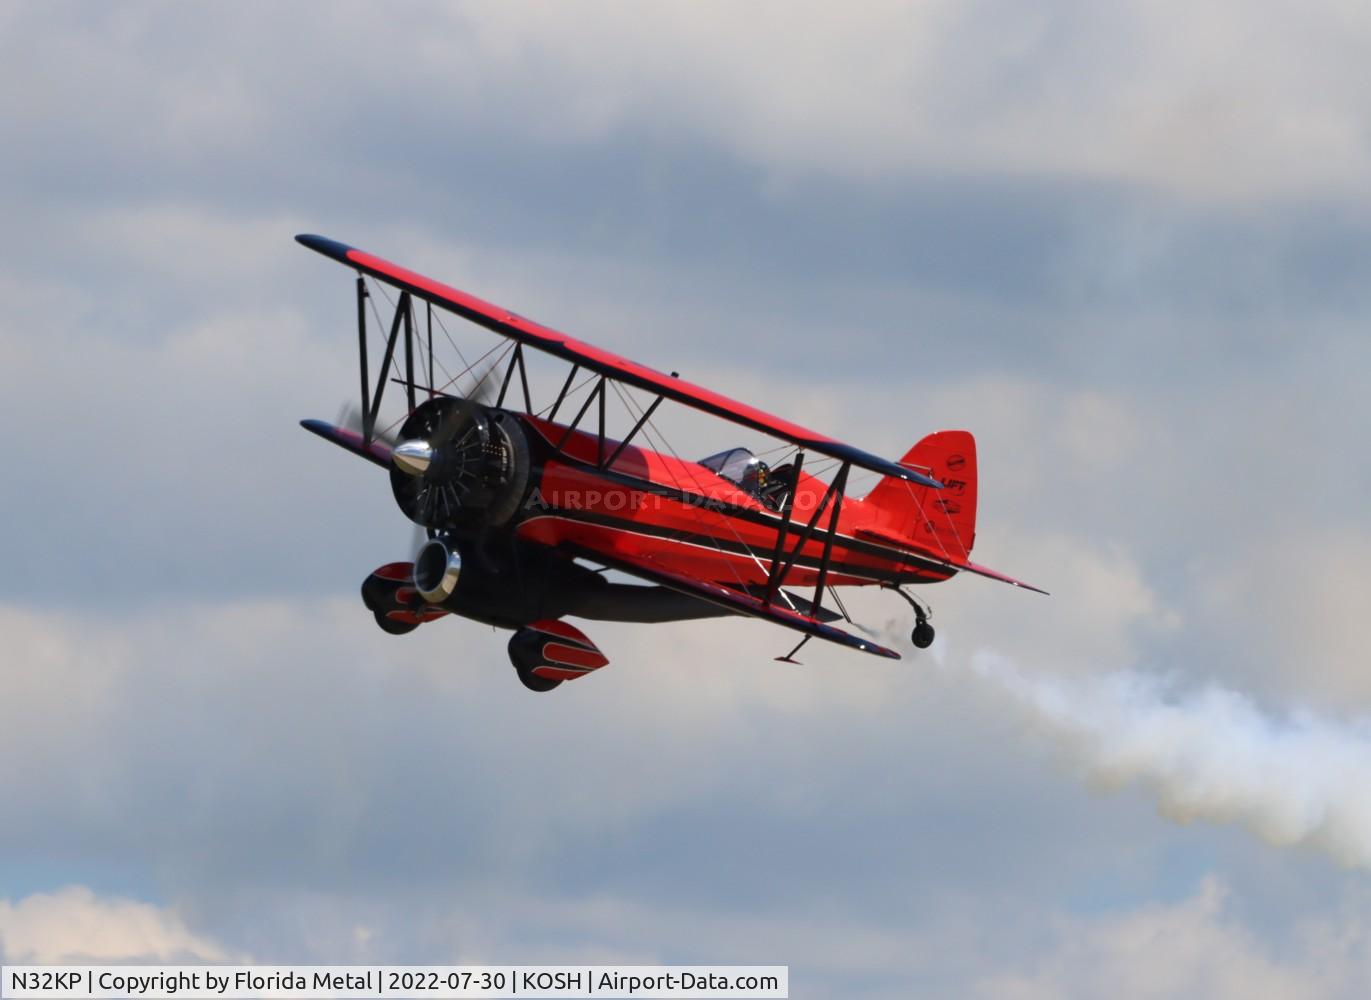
698,447 -> 765,490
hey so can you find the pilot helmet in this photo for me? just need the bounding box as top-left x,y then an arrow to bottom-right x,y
740,458 -> 769,495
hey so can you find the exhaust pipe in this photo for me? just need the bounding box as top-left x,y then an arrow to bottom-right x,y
413,538 -> 462,603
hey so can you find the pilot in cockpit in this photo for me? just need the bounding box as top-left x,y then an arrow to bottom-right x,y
698,447 -> 796,511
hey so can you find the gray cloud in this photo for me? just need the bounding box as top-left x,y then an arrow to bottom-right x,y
5,2 -> 1371,994
0,597 -> 1359,987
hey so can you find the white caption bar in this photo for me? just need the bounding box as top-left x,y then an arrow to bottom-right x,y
1,966 -> 787,999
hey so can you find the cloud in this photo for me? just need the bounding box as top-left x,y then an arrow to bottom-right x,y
973,877 -> 1371,1000
3,4 -> 1371,994
458,1 -> 1371,202
10,3 -> 1371,207
1198,529 -> 1371,708
0,592 -> 1206,963
0,886 -> 229,963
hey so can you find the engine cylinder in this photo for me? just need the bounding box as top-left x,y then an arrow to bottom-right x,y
389,398 -> 533,531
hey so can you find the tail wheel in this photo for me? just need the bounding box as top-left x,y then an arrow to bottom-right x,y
885,584 -> 936,650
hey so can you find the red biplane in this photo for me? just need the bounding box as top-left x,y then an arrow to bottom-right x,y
297,235 -> 1044,691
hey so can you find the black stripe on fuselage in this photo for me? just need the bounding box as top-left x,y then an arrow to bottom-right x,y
523,508 -> 954,586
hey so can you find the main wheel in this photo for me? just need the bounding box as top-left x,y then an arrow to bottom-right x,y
911,621 -> 935,649
374,610 -> 418,636
508,630 -> 562,692
515,667 -> 562,693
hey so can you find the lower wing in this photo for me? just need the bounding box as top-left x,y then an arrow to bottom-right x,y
563,543 -> 901,660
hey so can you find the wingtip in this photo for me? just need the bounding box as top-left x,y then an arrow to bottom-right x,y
298,417 -> 394,468
858,638 -> 903,660
295,234 -> 354,261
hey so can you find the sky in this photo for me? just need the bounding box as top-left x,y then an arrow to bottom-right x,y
3,1 -> 1371,996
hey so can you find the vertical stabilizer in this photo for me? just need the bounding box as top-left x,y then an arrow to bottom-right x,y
860,430 -> 977,558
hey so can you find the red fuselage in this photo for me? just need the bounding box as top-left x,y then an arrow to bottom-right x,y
514,414 -> 958,592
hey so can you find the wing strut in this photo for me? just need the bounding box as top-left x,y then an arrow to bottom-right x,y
353,277 -> 417,448
426,302 -> 435,401
356,276 -> 371,442
810,462 -> 850,612
603,393 -> 664,469
765,464 -> 846,602
547,364 -> 580,421
554,375 -> 608,454
763,450 -> 806,604
404,294 -> 416,413
365,290 -> 412,443
495,343 -> 533,412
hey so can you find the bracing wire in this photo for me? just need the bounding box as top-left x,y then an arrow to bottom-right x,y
355,286 -> 850,617
606,380 -> 804,610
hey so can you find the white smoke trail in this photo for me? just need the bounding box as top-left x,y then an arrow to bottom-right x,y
968,650 -> 1371,869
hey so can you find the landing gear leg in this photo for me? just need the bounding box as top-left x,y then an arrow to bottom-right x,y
885,585 -> 935,649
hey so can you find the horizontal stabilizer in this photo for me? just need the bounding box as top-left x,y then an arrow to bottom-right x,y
856,528 -> 1047,595
950,557 -> 1049,595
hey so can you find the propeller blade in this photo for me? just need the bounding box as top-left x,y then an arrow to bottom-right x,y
428,399 -> 475,449
336,402 -> 401,448
429,358 -> 502,447
468,357 -> 501,406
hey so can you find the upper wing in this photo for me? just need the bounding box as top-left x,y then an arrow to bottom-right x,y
297,234 -> 943,490
563,543 -> 902,661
